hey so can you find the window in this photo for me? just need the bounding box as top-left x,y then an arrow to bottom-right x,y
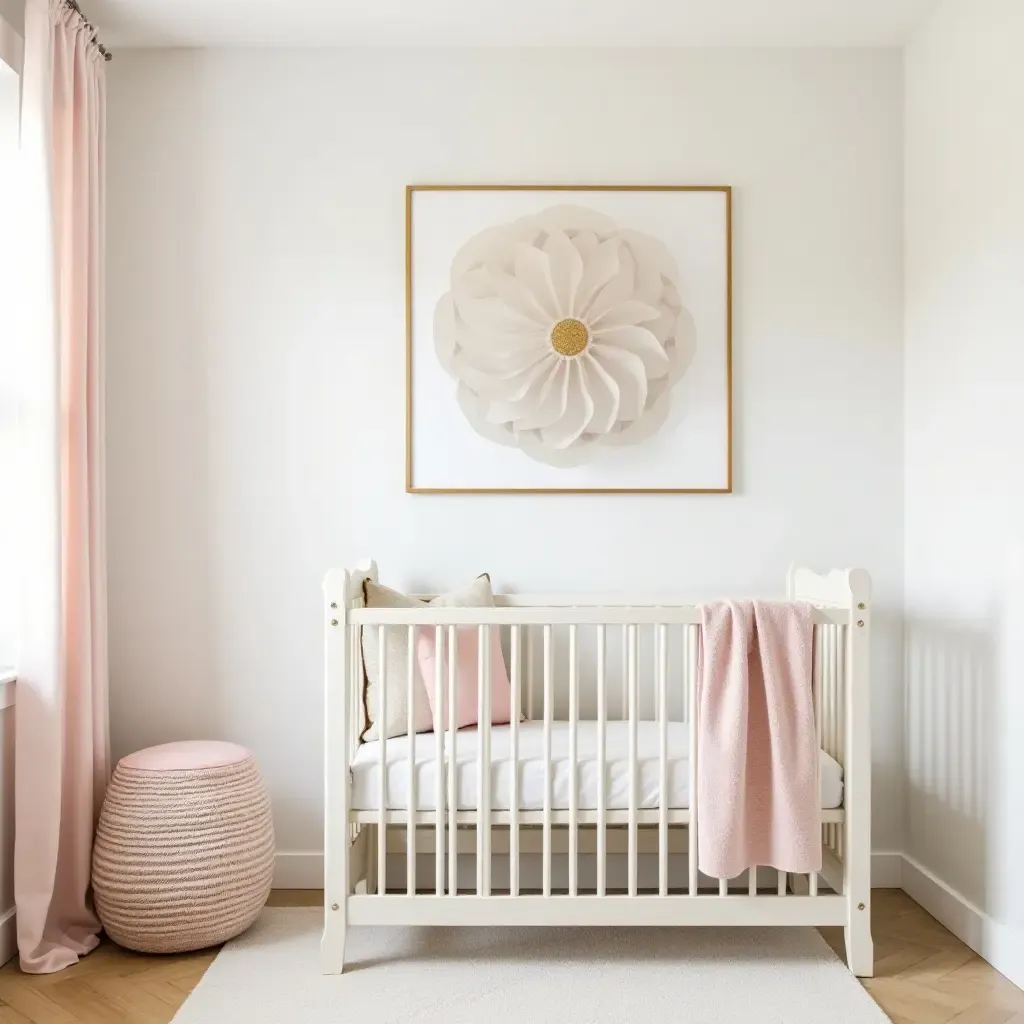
0,16 -> 21,672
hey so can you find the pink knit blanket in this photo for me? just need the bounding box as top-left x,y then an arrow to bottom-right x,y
697,600 -> 820,879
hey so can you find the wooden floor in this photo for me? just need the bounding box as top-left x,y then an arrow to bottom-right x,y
0,889 -> 1020,1023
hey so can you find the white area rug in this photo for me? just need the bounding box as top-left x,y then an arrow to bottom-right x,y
171,908 -> 891,1023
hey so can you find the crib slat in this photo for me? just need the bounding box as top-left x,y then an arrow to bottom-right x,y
407,626 -> 416,897
830,625 -> 839,852
830,624 -> 836,754
653,624 -> 660,723
352,624 -> 364,871
818,624 -> 826,851
823,626 -> 831,851
543,623 -> 553,898
349,623 -> 358,857
658,623 -> 668,897
829,623 -> 835,745
816,625 -> 825,850
838,626 -> 846,767
719,878 -> 728,897
825,625 -> 835,851
568,623 -> 578,898
687,625 -> 699,896
527,627 -> 536,720
596,624 -> 607,898
477,626 -> 484,897
832,625 -> 839,757
627,623 -> 638,897
749,868 -> 757,895
510,625 -> 520,898
479,625 -> 492,897
778,870 -> 787,896
682,624 -> 689,727
829,625 -> 836,851
827,626 -> 835,851
448,626 -> 458,896
377,626 -> 387,896
813,621 -> 824,897
434,625 -> 444,896
818,624 -> 825,752
351,624 -> 360,759
837,626 -> 845,864
834,624 -> 841,853
621,626 -> 628,721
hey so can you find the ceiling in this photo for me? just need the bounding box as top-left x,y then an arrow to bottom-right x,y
92,0 -> 939,49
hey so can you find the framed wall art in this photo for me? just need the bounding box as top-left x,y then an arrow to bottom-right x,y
406,185 -> 732,494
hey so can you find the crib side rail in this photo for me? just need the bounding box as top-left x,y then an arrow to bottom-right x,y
333,605 -> 863,858
348,605 -> 850,625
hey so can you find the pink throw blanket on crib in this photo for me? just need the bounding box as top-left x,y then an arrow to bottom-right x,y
697,601 -> 820,878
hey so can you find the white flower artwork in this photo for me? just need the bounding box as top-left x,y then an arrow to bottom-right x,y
433,205 -> 696,467
407,187 -> 731,493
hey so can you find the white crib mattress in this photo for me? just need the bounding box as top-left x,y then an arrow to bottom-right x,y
350,721 -> 843,812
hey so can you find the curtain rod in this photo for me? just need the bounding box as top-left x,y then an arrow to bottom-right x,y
65,0 -> 112,61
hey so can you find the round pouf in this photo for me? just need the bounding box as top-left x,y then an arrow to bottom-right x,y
92,740 -> 274,954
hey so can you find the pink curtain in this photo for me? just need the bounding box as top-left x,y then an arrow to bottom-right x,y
14,0 -> 109,974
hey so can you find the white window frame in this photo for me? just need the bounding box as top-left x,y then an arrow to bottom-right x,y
0,13 -> 20,77
0,10 -> 21,686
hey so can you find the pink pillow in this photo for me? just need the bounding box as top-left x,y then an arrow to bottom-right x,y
416,626 -> 513,731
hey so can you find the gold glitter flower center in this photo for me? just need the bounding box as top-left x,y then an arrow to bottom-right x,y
550,318 -> 589,357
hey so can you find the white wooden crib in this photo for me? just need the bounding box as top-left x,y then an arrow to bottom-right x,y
321,563 -> 873,976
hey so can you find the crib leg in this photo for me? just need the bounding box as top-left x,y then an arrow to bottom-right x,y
844,902 -> 874,977
321,832 -> 350,974
321,902 -> 348,974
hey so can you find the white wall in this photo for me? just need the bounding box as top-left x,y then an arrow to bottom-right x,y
105,48 -> 905,864
904,0 -> 1024,984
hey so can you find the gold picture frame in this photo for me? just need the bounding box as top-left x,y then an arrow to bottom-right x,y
406,184 -> 733,494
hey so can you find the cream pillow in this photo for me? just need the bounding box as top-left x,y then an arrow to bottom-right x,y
361,575 -> 496,741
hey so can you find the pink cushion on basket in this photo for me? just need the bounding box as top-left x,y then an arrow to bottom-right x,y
119,740 -> 252,772
417,626 -> 513,731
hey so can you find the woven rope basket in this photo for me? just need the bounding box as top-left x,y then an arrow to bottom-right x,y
92,753 -> 274,954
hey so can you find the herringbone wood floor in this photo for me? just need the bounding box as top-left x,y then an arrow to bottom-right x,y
0,890 -> 1020,1023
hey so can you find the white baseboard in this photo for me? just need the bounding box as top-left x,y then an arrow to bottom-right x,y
901,854 -> 1024,990
0,906 -> 16,967
274,851 -> 907,892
